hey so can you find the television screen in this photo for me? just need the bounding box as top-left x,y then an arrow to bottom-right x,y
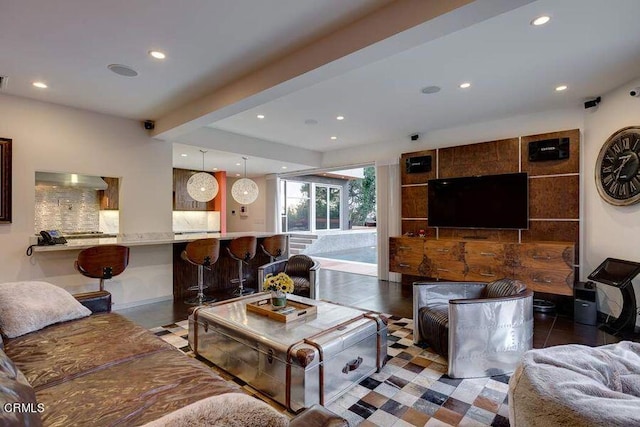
588,258 -> 640,288
428,172 -> 528,229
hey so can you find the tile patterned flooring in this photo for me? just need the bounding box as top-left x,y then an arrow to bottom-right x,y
120,270 -> 638,426
152,316 -> 511,426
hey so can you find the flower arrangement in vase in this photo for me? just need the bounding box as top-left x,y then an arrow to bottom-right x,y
263,272 -> 294,307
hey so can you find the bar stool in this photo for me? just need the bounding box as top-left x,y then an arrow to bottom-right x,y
227,235 -> 257,296
260,234 -> 288,263
75,245 -> 130,292
182,238 -> 219,305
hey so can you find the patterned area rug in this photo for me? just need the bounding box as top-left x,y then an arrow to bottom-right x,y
151,316 -> 511,426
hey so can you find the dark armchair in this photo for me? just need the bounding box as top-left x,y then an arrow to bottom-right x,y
413,278 -> 533,378
258,255 -> 320,299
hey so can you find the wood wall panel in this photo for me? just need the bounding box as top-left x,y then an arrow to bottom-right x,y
401,220 -> 432,237
529,176 -> 579,219
398,129 -> 581,295
439,138 -> 519,178
521,129 -> 580,176
400,150 -> 436,185
437,228 -> 519,242
401,186 -> 428,218
522,220 -> 580,261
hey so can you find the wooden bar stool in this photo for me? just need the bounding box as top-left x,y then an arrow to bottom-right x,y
260,234 -> 288,263
227,235 -> 257,296
75,245 -> 130,292
182,238 -> 220,305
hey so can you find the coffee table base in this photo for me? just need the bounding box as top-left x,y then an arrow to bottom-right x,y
189,294 -> 387,412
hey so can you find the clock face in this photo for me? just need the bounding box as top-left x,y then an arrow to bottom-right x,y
595,126 -> 640,206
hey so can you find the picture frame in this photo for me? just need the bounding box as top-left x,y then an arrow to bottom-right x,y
0,138 -> 12,223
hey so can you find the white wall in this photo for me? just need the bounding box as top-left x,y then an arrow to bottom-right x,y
583,77 -> 640,325
0,94 -> 174,308
225,176 -> 267,232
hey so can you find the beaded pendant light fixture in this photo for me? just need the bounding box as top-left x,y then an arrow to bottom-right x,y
231,157 -> 259,204
186,150 -> 219,202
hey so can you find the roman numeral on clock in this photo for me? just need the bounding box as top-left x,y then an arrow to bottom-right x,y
622,137 -> 631,150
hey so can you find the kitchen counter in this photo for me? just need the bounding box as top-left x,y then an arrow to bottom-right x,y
30,231 -> 279,252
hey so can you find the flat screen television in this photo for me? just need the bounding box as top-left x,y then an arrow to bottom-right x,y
428,172 -> 528,229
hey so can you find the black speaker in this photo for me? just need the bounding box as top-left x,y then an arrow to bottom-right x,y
574,281 -> 597,326
405,155 -> 431,174
528,138 -> 570,162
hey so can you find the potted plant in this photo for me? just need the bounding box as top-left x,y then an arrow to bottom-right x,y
263,272 -> 294,307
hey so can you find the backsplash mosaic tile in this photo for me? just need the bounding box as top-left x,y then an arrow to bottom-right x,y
35,186 -> 100,233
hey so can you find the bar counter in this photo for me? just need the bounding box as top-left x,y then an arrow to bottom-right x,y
30,231 -> 278,252
30,232 -> 285,302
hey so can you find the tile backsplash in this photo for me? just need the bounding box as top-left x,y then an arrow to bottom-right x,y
173,211 -> 220,232
34,185 -> 119,233
35,186 -> 109,233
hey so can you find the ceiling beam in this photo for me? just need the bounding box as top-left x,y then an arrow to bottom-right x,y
173,127 -> 323,168
153,0 -> 534,141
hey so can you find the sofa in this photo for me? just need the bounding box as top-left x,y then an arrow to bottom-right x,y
0,281 -> 345,426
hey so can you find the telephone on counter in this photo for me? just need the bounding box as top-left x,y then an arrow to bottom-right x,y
38,230 -> 68,245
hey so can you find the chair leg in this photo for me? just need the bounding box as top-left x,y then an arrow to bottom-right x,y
185,265 -> 216,305
232,260 -> 255,296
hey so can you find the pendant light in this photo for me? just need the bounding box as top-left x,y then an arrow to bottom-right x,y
186,150 -> 219,202
231,156 -> 259,204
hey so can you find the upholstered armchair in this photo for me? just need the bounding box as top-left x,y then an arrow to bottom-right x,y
258,255 -> 320,299
413,279 -> 533,378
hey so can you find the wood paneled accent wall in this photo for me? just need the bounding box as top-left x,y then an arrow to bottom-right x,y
399,129 -> 580,284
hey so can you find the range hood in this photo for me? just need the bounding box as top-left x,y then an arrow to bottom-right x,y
35,172 -> 108,190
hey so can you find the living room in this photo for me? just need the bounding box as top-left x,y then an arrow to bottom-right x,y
1,1 -> 640,426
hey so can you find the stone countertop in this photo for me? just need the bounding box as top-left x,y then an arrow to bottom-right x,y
30,231 -> 279,252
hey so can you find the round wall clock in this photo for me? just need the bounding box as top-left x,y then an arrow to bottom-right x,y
595,126 -> 640,206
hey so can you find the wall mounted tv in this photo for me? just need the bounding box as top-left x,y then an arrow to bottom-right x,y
428,172 -> 529,229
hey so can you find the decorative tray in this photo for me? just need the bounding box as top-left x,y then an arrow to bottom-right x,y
246,298 -> 317,323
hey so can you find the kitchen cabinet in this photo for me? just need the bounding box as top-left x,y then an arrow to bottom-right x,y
99,177 -> 119,210
389,238 -> 575,295
173,168 -> 216,211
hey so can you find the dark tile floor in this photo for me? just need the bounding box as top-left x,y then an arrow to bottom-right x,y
118,269 -> 635,348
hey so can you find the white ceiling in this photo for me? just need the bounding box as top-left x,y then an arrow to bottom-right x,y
211,0 -> 640,151
3,0 -> 640,174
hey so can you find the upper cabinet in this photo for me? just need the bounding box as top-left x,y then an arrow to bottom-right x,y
173,168 -> 216,211
99,177 -> 119,210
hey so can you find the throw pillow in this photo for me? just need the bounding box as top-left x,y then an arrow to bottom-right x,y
483,278 -> 527,298
142,393 -> 288,427
0,281 -> 91,338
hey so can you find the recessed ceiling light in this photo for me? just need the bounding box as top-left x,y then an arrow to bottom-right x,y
235,162 -> 241,166
304,119 -> 318,125
330,136 -> 337,140
555,85 -> 568,92
459,82 -> 471,89
421,86 -> 441,94
336,116 -> 345,121
531,15 -> 551,26
257,114 -> 265,119
32,81 -> 48,89
149,50 -> 166,59
107,64 -> 138,77
213,167 -> 218,171
281,166 -> 287,169
180,153 -> 188,157
235,173 -> 241,177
